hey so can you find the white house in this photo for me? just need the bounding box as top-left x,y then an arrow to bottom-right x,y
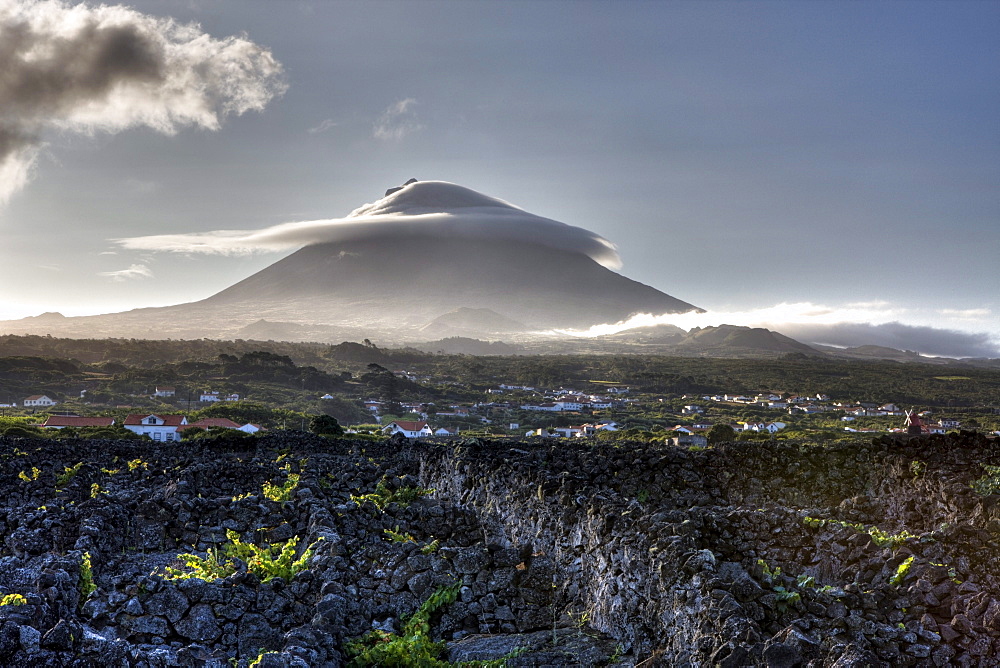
433,427 -> 459,436
550,426 -> 584,438
521,402 -> 561,412
124,414 -> 188,441
381,420 -> 433,438
223,393 -> 240,402
153,386 -> 176,398
681,405 -> 704,415
199,392 -> 221,403
23,395 -> 57,408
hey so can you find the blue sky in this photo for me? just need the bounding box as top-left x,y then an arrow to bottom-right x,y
1,0 -> 998,355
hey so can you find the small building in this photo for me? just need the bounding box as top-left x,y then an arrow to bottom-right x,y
154,387 -> 176,398
199,392 -> 221,403
187,418 -> 262,434
668,433 -> 709,448
42,416 -> 115,429
24,395 -> 57,408
124,414 -> 189,442
381,420 -> 433,438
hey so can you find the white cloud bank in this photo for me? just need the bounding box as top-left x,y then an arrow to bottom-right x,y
114,180 -> 623,269
553,302 -> 1000,359
98,263 -> 152,281
0,0 -> 286,205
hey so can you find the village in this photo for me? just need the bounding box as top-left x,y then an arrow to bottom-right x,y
4,368 -> 983,445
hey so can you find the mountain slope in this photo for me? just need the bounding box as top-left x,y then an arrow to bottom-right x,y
200,236 -> 698,330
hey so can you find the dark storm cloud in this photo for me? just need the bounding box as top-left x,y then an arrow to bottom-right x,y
0,0 -> 286,204
778,322 -> 999,359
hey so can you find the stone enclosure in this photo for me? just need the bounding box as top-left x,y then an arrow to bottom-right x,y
0,431 -> 998,666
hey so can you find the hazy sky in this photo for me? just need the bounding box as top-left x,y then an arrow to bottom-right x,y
2,0 -> 998,355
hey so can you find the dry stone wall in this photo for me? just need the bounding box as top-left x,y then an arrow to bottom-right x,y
0,432 -> 997,666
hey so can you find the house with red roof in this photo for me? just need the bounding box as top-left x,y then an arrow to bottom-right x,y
188,418 -> 241,430
381,420 -> 433,438
42,416 -> 115,429
124,414 -> 188,442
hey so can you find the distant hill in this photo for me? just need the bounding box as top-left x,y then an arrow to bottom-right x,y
414,337 -> 522,356
419,308 -> 528,339
672,325 -> 820,356
602,323 -> 687,344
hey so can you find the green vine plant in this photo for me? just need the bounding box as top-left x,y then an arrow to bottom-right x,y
262,473 -> 300,503
79,552 -> 97,605
127,458 -> 148,472
351,477 -> 435,511
756,559 -> 801,612
384,526 -> 417,543
383,527 -> 440,554
344,583 -> 523,667
0,593 -> 27,607
889,556 -> 915,586
970,465 -> 1000,496
162,530 -> 322,584
56,462 -> 84,488
803,516 -> 917,549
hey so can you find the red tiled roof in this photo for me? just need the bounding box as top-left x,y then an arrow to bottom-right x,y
390,420 -> 427,431
24,395 -> 48,401
124,414 -> 188,426
188,418 -> 241,429
43,416 -> 115,428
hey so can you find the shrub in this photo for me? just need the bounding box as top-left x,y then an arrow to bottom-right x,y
56,462 -> 84,487
890,556 -> 915,586
0,593 -> 27,607
344,583 -> 519,667
263,473 -> 300,503
79,552 -> 97,600
971,465 -> 1000,496
310,414 -> 344,436
351,477 -> 434,511
163,531 -> 321,584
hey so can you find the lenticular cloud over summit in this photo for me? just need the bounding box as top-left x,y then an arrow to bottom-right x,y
115,180 -> 624,270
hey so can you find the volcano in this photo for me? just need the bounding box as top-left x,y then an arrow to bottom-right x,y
196,181 -> 698,331
0,180 -> 700,340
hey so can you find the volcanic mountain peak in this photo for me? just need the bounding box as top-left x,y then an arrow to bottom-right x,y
0,180 -> 702,341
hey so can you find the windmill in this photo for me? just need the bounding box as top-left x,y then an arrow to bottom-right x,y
904,409 -> 924,435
